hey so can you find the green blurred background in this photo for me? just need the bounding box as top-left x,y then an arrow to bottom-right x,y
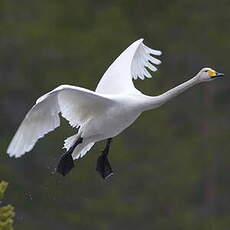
0,0 -> 230,229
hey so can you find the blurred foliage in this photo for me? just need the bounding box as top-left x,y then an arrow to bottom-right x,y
0,0 -> 230,229
0,181 -> 15,230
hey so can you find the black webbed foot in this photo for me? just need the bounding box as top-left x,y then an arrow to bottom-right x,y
96,153 -> 114,180
57,137 -> 83,176
57,153 -> 74,176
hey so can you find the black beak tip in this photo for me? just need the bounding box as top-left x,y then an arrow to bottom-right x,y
216,72 -> 224,77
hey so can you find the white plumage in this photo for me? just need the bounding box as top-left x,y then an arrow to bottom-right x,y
96,39 -> 161,94
7,38 -> 223,167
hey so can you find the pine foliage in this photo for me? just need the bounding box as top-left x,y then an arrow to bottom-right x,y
0,181 -> 15,230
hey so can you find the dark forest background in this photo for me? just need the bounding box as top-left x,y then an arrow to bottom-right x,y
0,0 -> 230,229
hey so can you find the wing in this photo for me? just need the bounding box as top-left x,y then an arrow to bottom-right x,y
96,38 -> 162,95
7,85 -> 114,158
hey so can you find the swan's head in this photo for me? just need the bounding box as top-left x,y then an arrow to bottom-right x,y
198,67 -> 224,82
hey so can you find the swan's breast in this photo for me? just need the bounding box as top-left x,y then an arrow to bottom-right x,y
81,101 -> 141,140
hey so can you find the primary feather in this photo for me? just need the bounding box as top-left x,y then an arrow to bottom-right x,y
96,38 -> 161,94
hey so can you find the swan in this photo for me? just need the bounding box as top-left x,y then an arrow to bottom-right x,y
7,38 -> 224,179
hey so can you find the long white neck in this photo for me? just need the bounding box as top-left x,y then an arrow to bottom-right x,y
142,74 -> 200,111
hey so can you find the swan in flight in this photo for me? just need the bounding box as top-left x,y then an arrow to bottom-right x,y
7,39 -> 224,179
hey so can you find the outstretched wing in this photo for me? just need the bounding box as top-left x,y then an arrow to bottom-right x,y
7,85 -> 114,158
96,38 -> 162,95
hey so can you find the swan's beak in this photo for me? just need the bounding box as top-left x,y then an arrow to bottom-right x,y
208,69 -> 224,78
209,71 -> 224,78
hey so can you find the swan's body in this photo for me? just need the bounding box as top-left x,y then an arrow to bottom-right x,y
7,38 -> 223,178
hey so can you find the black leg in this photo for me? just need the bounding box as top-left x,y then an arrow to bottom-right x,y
96,138 -> 114,180
57,137 -> 83,176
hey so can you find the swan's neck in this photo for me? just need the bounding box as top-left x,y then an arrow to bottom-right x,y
142,74 -> 200,111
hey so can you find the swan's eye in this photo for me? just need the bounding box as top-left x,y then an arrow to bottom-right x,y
205,70 -> 208,72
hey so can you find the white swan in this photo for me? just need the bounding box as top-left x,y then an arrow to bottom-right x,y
7,38 -> 224,179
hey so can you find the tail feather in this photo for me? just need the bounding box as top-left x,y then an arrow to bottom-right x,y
63,134 -> 79,150
63,134 -> 95,160
73,142 -> 95,160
